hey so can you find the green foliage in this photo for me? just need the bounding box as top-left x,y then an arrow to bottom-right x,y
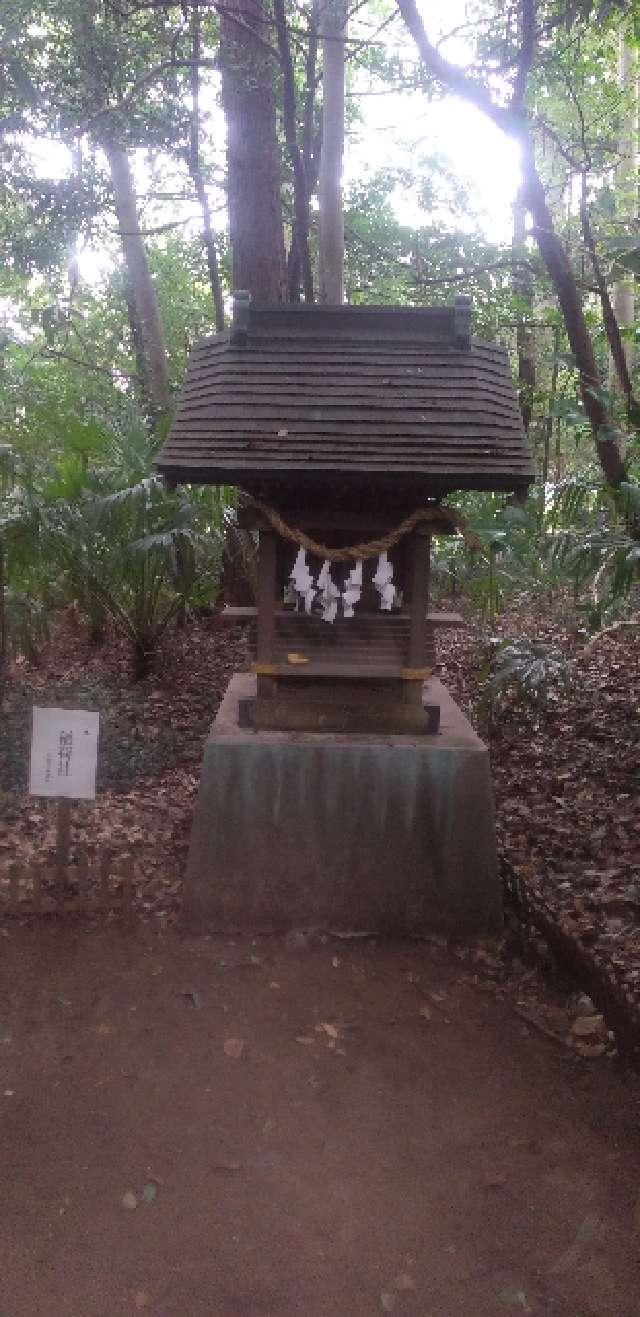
44,470 -> 227,678
435,475 -> 640,631
481,637 -> 572,715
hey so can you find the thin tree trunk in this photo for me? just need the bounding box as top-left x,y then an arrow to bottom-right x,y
513,185 -> 536,432
610,37 -> 637,397
287,4 -> 321,300
189,0 -> 225,331
105,142 -> 171,416
543,325 -> 560,492
579,172 -> 633,404
520,139 -> 627,486
220,0 -> 287,301
318,0 -> 346,304
273,0 -> 314,302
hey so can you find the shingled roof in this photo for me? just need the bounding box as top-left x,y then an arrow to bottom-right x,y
156,295 -> 534,497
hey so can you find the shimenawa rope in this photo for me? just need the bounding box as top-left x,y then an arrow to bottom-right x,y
244,497 -> 480,562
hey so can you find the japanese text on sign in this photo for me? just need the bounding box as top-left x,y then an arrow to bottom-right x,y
29,707 -> 100,800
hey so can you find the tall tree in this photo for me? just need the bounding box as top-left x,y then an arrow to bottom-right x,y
220,0 -> 287,301
318,0 -> 346,303
104,141 -> 171,416
513,185 -> 535,433
610,35 -> 637,398
188,0 -> 225,331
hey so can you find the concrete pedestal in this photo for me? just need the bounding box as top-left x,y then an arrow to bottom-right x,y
182,674 -> 501,936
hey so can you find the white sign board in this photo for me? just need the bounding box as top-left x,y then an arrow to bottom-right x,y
29,707 -> 100,800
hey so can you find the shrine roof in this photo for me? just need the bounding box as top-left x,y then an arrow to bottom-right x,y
156,295 -> 534,495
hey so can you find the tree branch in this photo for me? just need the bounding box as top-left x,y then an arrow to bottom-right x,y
394,0 -> 513,134
80,58 -> 220,132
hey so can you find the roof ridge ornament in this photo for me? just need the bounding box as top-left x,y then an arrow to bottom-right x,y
231,290 -> 251,346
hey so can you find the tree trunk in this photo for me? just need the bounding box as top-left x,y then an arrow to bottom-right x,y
273,0 -> 315,302
220,0 -> 286,302
520,139 -> 627,486
105,142 -> 171,417
318,0 -> 346,304
189,0 -> 225,331
513,185 -> 535,433
610,37 -> 637,397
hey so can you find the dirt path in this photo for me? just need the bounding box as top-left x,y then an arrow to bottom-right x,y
1,927 -> 638,1317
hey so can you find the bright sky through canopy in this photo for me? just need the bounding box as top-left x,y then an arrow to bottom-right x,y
17,0 -> 523,289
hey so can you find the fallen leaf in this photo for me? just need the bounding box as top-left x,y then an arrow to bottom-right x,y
316,1022 -> 339,1039
570,1014 -> 604,1038
483,1171 -> 508,1188
212,1158 -> 242,1174
133,1290 -> 150,1309
418,1004 -> 432,1021
394,1272 -> 415,1292
122,1190 -> 138,1210
296,1036 -> 315,1046
223,1037 -> 245,1059
499,1290 -> 532,1313
380,1292 -> 397,1312
142,1181 -> 158,1205
96,1022 -> 115,1037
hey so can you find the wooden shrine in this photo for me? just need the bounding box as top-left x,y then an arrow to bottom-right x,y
158,294 -> 533,935
158,294 -> 533,735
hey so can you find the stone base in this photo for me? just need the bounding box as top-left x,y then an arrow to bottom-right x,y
182,673 -> 501,937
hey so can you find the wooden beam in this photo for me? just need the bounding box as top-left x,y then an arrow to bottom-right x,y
407,529 -> 431,668
256,529 -> 277,699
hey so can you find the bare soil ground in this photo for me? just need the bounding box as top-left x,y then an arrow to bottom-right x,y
1,925 -> 639,1317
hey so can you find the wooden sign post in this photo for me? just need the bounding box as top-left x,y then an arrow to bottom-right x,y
29,707 -> 100,898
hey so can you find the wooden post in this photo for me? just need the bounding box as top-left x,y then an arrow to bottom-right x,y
407,528 -> 431,669
55,798 -> 71,899
257,527 -> 277,696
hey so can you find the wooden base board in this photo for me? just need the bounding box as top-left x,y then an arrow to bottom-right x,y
238,697 -> 441,735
